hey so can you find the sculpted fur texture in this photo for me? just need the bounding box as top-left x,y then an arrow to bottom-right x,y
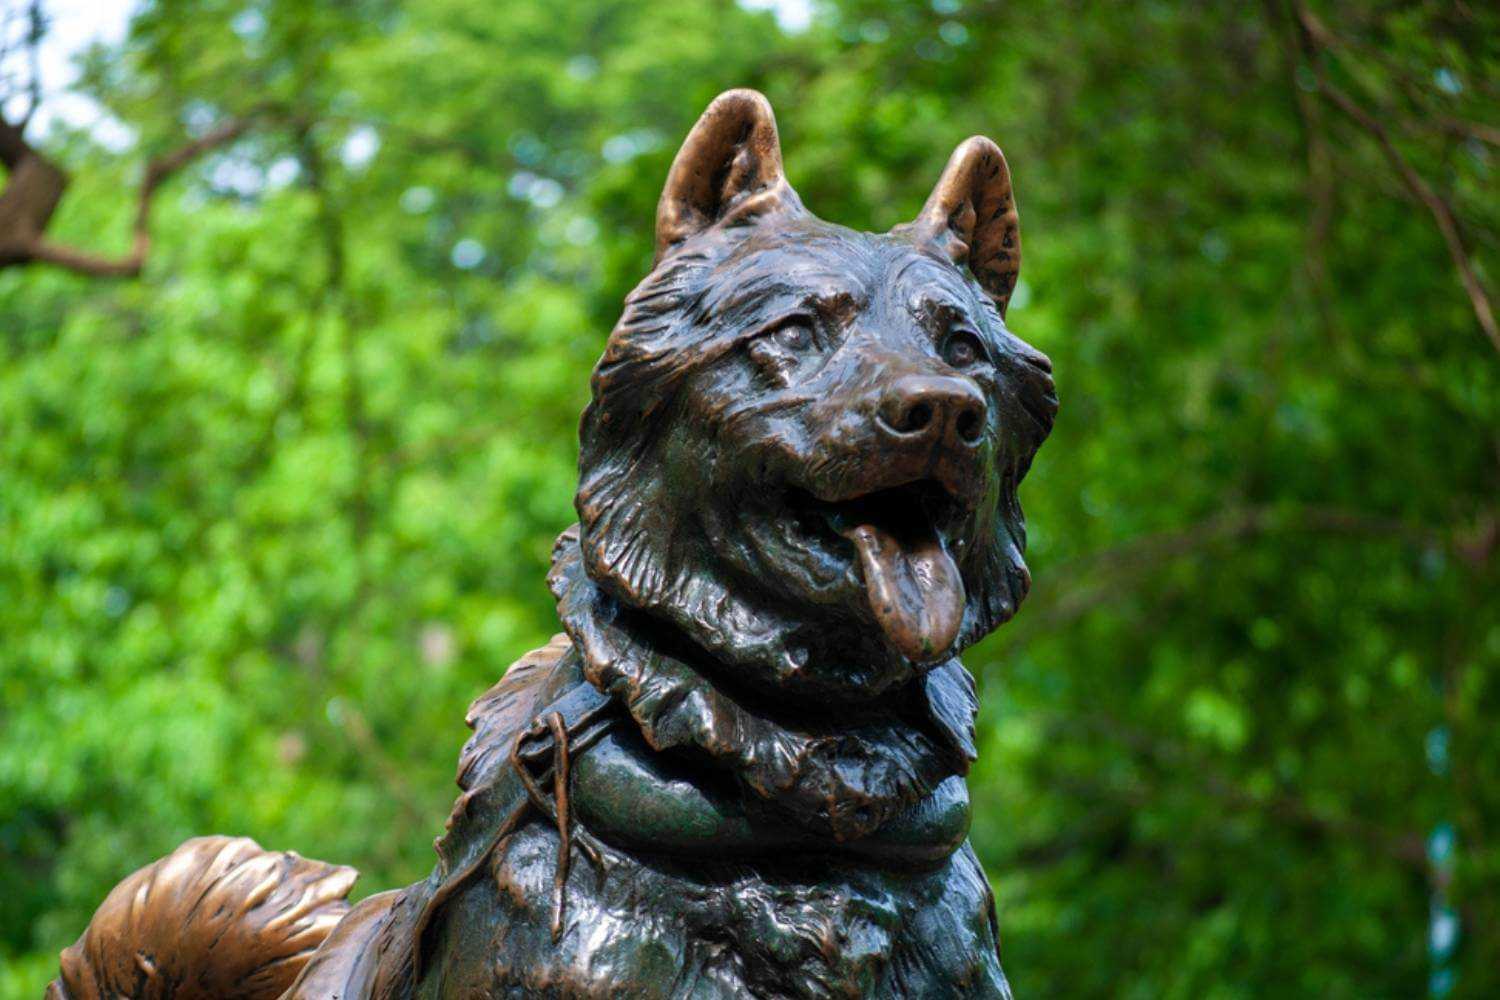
50,89 -> 1056,1000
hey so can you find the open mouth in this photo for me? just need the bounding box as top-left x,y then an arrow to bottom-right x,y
788,480 -> 964,544
787,480 -> 968,665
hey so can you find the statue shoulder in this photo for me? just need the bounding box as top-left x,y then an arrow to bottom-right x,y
455,633 -> 579,795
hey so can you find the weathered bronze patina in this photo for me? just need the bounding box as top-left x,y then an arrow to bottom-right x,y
48,89 -> 1056,1000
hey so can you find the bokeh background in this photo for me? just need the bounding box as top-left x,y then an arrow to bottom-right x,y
1,1 -> 1497,996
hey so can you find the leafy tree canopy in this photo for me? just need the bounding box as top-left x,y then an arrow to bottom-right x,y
1,1 -> 1496,997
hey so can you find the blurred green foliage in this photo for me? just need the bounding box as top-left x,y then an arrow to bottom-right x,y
2,1 -> 1498,997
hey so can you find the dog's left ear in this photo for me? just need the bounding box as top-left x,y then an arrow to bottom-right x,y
897,136 -> 1021,318
655,89 -> 803,262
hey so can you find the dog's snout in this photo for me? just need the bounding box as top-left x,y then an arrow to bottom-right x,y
877,375 -> 987,447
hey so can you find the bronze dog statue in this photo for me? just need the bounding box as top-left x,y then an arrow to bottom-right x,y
48,89 -> 1056,1000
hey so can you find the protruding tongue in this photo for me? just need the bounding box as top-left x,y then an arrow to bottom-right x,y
841,521 -> 965,663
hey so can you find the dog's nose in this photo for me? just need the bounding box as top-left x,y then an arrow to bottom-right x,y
877,375 -> 987,447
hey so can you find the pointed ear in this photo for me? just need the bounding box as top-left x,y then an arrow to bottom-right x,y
654,89 -> 802,262
898,136 -> 1021,317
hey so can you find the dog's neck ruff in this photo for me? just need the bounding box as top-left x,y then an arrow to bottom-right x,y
549,526 -> 981,842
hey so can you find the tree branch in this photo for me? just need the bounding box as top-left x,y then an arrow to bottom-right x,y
0,109 -> 256,277
1261,0 -> 1345,349
1434,115 -> 1500,148
1293,4 -> 1500,356
0,111 -> 32,168
1059,712 -> 1430,870
17,0 -> 43,131
1018,503 -> 1452,634
1049,504 -> 1441,582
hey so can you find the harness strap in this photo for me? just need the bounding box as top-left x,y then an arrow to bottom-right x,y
411,679 -> 613,975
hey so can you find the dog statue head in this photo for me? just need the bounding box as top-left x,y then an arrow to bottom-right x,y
576,90 -> 1056,702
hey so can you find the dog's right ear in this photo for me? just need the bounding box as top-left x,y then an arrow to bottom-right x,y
654,89 -> 803,262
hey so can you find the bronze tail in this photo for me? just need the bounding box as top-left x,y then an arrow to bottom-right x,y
44,836 -> 357,1000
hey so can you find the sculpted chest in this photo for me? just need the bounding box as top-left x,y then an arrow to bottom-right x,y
412,635 -> 1008,999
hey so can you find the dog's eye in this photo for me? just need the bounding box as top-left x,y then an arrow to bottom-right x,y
943,331 -> 984,368
774,321 -> 813,351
